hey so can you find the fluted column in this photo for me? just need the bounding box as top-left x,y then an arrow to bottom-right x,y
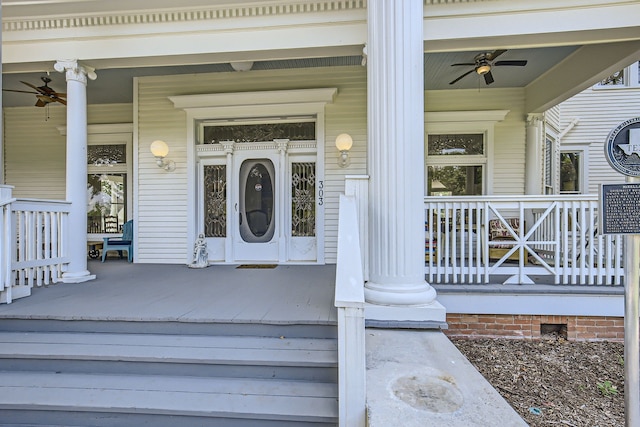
56,60 -> 97,283
525,114 -> 544,195
364,0 -> 437,307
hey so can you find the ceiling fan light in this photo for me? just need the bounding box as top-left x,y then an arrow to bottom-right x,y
476,64 -> 491,75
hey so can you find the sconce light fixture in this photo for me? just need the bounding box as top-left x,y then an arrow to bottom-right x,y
335,133 -> 353,168
150,140 -> 176,172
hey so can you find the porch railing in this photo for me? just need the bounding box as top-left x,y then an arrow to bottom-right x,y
425,195 -> 624,286
334,194 -> 366,427
1,185 -> 70,304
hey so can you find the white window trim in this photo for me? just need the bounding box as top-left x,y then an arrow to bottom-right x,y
559,146 -> 589,195
594,61 -> 640,89
59,123 -> 133,239
424,110 -> 509,196
544,129 -> 558,195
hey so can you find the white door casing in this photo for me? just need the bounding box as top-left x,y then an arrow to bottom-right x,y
172,88 -> 334,264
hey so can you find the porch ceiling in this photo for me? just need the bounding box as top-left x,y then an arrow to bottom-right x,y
3,43 -> 637,110
3,1 -> 640,111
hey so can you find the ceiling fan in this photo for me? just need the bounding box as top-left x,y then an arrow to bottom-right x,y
2,76 -> 67,107
449,50 -> 528,86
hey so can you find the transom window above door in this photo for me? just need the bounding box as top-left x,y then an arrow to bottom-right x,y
199,119 -> 316,144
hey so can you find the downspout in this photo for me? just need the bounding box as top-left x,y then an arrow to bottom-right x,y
558,118 -> 580,140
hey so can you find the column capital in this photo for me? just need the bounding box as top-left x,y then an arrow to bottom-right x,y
221,141 -> 235,154
274,138 -> 290,153
54,60 -> 97,84
526,113 -> 544,126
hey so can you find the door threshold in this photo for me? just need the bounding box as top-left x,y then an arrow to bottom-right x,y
236,264 -> 278,269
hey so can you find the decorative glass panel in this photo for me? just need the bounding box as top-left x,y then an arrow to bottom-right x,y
428,166 -> 482,196
87,144 -> 126,166
600,69 -> 624,86
428,134 -> 484,156
204,122 -> 315,144
204,165 -> 227,237
291,162 -> 316,237
560,152 -> 580,193
87,173 -> 127,233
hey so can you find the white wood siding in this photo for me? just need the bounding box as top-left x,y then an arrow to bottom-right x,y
557,86 -> 640,194
135,66 -> 367,264
3,104 -> 133,199
425,88 -> 527,195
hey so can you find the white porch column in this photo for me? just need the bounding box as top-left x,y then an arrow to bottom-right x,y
364,0 -> 438,312
525,113 -> 544,195
55,60 -> 97,283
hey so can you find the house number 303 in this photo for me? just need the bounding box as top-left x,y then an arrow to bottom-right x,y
318,181 -> 324,206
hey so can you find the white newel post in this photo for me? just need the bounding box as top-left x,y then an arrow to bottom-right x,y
56,60 -> 97,283
364,0 -> 442,321
525,113 -> 544,195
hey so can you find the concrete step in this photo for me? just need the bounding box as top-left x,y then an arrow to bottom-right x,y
0,371 -> 338,425
0,331 -> 337,382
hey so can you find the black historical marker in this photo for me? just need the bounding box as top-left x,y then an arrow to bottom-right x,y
600,183 -> 640,234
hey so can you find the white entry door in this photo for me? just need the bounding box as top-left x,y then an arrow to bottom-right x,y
232,154 -> 280,262
198,140 -> 320,264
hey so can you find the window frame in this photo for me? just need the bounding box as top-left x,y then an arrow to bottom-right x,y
594,60 -> 640,89
87,132 -> 133,239
559,147 -> 588,195
424,114 -> 502,196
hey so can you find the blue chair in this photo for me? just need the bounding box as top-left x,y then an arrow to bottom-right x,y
102,220 -> 133,262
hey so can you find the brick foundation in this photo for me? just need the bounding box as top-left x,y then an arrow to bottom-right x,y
444,313 -> 625,342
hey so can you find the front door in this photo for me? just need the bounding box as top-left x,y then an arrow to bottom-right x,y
234,156 -> 279,261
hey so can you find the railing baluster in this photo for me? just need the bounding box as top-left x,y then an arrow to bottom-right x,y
1,199 -> 71,304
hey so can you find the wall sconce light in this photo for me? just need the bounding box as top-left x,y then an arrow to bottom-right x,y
335,133 -> 353,168
150,140 -> 176,172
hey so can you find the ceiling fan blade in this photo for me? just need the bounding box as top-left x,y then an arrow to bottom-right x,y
494,60 -> 528,67
486,49 -> 507,61
20,81 -> 41,91
54,97 -> 67,106
451,62 -> 476,67
484,71 -> 495,85
53,92 -> 67,98
449,69 -> 476,85
2,89 -> 39,94
35,99 -> 47,107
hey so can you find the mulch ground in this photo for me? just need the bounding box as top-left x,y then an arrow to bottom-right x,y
451,335 -> 625,427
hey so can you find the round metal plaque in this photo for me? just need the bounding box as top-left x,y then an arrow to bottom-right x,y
605,117 -> 640,177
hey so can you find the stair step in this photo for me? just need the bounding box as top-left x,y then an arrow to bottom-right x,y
0,318 -> 338,338
0,371 -> 338,423
0,332 -> 337,366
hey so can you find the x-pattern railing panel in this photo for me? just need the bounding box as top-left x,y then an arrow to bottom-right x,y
425,195 -> 624,286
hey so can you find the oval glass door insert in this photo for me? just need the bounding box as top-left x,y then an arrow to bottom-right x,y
239,159 -> 275,243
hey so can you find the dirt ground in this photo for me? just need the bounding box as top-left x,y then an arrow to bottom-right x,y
452,335 -> 625,427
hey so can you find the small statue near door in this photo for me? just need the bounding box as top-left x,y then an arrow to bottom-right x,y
189,233 -> 209,268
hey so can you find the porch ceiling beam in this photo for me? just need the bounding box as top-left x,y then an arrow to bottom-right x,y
423,1 -> 640,53
2,20 -> 366,68
525,40 -> 640,113
1,45 -> 364,74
